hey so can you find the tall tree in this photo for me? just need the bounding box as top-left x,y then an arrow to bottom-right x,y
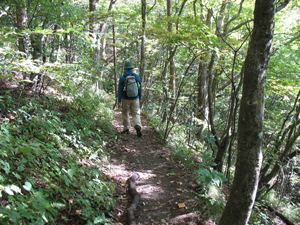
140,0 -> 147,82
89,0 -> 96,35
219,0 -> 276,224
166,0 -> 176,123
95,0 -> 117,90
259,90 -> 300,195
196,7 -> 212,134
16,0 -> 30,55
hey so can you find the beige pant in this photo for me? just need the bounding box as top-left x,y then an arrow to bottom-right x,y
122,99 -> 142,131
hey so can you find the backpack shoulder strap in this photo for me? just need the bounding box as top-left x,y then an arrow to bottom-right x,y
132,73 -> 138,80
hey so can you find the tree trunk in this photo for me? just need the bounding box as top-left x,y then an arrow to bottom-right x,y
89,0 -> 96,34
93,0 -> 117,90
167,0 -> 176,122
259,93 -> 300,195
260,128 -> 300,189
140,0 -> 147,82
16,0 -> 30,55
219,0 -> 276,224
196,8 -> 212,134
197,58 -> 209,133
65,32 -> 71,63
113,25 -> 118,102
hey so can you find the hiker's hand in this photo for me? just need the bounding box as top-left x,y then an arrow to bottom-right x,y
118,103 -> 121,108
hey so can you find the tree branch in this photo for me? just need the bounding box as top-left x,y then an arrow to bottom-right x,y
223,0 -> 245,34
259,202 -> 296,225
147,0 -> 157,14
276,0 -> 291,12
226,19 -> 253,34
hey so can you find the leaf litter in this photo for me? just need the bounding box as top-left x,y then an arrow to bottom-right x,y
106,110 -> 201,224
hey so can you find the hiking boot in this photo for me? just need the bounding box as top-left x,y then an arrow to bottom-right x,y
122,129 -> 130,134
134,125 -> 142,137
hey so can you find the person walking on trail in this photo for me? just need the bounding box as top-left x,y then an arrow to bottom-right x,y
118,61 -> 143,137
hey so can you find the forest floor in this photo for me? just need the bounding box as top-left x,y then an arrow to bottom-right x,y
105,110 -> 211,225
104,110 -> 290,225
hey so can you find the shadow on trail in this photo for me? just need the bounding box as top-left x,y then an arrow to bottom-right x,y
106,111 -> 200,225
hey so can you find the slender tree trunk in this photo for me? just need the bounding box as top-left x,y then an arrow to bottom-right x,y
93,0 -> 117,90
16,0 -> 31,81
196,8 -> 212,134
260,127 -> 300,190
161,0 -> 172,124
16,0 -> 30,55
219,0 -> 276,224
167,0 -> 176,122
197,58 -> 209,133
210,0 -> 247,171
214,56 -> 243,172
89,0 -> 96,35
65,32 -> 71,63
207,51 -> 220,150
259,92 -> 300,192
140,0 -> 147,82
113,25 -> 118,102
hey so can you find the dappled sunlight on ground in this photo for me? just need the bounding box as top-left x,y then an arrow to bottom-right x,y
105,110 -> 200,224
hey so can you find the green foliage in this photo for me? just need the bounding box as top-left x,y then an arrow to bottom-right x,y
172,143 -> 196,167
1,0 -> 299,223
193,151 -> 227,222
199,185 -> 226,222
0,92 -> 116,224
253,188 -> 300,225
194,151 -> 227,190
249,205 -> 272,225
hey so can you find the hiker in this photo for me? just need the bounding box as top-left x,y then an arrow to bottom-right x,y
118,61 -> 143,137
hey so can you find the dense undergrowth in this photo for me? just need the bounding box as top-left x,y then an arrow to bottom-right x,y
143,102 -> 228,222
143,103 -> 300,224
0,90 -> 116,225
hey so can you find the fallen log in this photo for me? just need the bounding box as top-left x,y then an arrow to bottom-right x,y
127,173 -> 140,225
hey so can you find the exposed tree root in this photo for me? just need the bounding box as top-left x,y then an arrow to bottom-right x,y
127,173 -> 140,225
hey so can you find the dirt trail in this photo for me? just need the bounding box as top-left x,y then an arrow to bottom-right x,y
107,110 -> 201,225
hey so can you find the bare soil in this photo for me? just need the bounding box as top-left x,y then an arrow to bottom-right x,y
106,110 -> 203,225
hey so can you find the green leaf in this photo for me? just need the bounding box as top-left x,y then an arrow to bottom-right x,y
17,166 -> 25,171
67,168 -> 75,178
0,160 -> 10,174
30,142 -> 42,147
13,172 -> 22,179
0,207 -> 21,223
19,80 -> 32,83
167,172 -> 176,176
21,158 -> 27,163
23,182 -> 32,191
94,213 -> 110,224
207,157 -> 214,162
19,147 -> 31,153
205,175 -> 213,185
81,185 -> 88,195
